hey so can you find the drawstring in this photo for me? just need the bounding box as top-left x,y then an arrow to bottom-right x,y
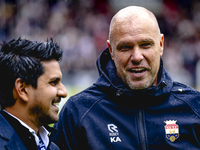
158,81 -> 167,89
116,90 -> 123,96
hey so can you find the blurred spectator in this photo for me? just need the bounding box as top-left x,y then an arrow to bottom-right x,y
0,0 -> 200,88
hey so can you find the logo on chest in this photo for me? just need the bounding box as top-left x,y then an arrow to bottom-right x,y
107,124 -> 121,143
164,120 -> 179,142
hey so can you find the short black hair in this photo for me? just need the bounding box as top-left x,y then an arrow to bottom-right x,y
0,38 -> 63,108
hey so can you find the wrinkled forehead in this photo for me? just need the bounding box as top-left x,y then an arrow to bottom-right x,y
115,17 -> 158,35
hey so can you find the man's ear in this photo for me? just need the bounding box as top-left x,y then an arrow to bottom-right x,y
107,40 -> 114,60
14,78 -> 29,102
160,34 -> 164,57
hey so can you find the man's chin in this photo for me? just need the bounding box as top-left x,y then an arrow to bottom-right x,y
127,80 -> 152,90
41,115 -> 59,125
50,115 -> 59,123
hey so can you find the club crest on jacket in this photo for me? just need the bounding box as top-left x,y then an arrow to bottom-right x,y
164,120 -> 179,142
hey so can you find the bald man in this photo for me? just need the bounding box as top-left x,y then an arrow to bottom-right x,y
51,6 -> 200,150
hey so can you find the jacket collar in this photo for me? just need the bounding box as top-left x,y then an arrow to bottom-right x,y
0,112 -> 27,150
0,111 -> 59,150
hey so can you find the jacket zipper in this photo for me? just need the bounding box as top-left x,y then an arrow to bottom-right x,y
138,108 -> 147,150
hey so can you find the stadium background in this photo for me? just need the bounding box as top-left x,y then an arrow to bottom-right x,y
1,0 -> 200,109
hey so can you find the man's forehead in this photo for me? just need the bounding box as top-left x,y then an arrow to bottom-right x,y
111,6 -> 159,34
40,60 -> 62,77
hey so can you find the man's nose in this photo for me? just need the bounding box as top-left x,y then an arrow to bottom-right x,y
130,47 -> 143,64
58,83 -> 67,98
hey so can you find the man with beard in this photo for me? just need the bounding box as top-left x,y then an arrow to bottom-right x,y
52,6 -> 200,150
0,38 -> 67,150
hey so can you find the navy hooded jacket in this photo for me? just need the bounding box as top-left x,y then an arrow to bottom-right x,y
52,48 -> 200,150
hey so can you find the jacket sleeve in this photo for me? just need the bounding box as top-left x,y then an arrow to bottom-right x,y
50,98 -> 85,150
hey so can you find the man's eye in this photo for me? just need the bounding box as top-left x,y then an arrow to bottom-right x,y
50,80 -> 58,86
140,43 -> 152,48
50,81 -> 56,86
119,46 -> 132,51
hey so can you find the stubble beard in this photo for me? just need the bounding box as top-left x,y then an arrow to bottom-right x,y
29,103 -> 58,127
125,74 -> 156,90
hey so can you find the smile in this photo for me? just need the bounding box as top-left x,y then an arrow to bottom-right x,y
52,102 -> 59,107
52,98 -> 61,107
129,68 -> 147,74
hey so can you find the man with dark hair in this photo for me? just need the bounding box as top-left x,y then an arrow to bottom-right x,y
0,38 -> 67,150
52,6 -> 200,149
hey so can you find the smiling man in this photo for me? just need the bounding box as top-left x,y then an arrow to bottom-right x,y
52,6 -> 200,150
0,38 -> 67,150
107,6 -> 164,90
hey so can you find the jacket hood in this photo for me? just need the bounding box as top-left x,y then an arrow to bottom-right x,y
95,48 -> 173,98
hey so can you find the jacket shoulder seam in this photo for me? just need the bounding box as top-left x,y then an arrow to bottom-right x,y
170,92 -> 200,119
79,94 -> 106,127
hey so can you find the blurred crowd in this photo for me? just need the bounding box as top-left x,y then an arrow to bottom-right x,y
0,0 -> 200,89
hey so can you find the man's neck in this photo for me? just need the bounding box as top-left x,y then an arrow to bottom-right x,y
4,108 -> 39,133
